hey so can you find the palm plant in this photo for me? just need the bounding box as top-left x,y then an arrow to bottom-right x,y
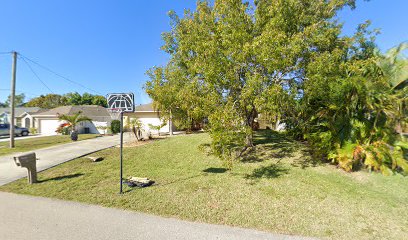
58,111 -> 92,141
130,118 -> 143,140
374,42 -> 408,135
375,41 -> 408,90
329,43 -> 408,174
297,41 -> 408,175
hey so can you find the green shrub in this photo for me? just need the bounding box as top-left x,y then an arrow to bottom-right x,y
29,127 -> 37,134
110,120 -> 121,134
55,123 -> 71,135
329,141 -> 408,175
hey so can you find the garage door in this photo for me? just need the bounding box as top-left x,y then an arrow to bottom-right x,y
40,119 -> 61,135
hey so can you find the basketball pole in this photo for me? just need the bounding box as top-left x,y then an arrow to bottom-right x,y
106,93 -> 134,195
119,111 -> 123,194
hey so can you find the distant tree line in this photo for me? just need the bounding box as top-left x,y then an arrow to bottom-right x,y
0,92 -> 107,108
0,93 -> 26,108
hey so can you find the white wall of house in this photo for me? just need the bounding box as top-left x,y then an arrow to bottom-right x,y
21,114 -> 35,129
38,118 -> 63,135
35,117 -> 109,135
1,113 -> 33,127
127,112 -> 173,134
94,121 -> 109,134
78,121 -> 109,134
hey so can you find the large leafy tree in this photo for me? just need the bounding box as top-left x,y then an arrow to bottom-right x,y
4,93 -> 25,107
91,95 -> 107,107
25,94 -> 67,109
26,92 -> 107,108
63,92 -> 107,107
146,0 -> 357,167
64,92 -> 83,105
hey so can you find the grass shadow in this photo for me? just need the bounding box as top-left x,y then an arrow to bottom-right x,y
203,167 -> 227,173
241,130 -> 297,163
245,163 -> 289,179
290,147 -> 321,169
241,130 -> 322,169
39,173 -> 84,183
198,143 -> 213,156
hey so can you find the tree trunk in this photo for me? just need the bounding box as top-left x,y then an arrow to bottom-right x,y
237,108 -> 257,158
70,130 -> 78,141
238,129 -> 255,158
245,107 -> 257,147
70,124 -> 78,141
132,126 -> 142,141
245,132 -> 254,148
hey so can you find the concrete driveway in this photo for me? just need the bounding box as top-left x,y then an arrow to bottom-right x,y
0,134 -> 45,142
0,135 -> 125,186
0,192 -> 313,240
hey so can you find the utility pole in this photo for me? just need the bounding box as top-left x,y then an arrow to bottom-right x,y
9,51 -> 17,148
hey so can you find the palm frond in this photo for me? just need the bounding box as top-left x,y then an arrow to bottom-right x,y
58,111 -> 92,128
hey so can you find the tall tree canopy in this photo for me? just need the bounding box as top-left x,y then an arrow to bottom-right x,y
25,92 -> 107,108
4,93 -> 25,107
147,0 -> 357,164
25,94 -> 66,109
146,0 -> 407,172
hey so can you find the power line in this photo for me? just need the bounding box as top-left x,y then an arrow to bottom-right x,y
19,56 -> 54,94
0,51 -> 11,55
18,53 -> 103,95
0,88 -> 41,98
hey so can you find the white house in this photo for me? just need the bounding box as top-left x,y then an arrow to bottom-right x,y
0,107 -> 44,128
125,103 -> 175,134
31,105 -> 111,135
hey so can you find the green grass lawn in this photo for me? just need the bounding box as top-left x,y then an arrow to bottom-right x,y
1,131 -> 407,239
0,134 -> 100,156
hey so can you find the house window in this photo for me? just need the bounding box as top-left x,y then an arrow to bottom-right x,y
25,118 -> 31,128
16,118 -> 22,127
0,114 -> 7,124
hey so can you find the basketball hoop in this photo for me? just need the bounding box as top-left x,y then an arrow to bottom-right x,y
106,93 -> 135,194
108,108 -> 122,120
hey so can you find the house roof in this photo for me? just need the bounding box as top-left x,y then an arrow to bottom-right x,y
0,107 -> 43,117
32,105 -> 111,121
134,103 -> 156,112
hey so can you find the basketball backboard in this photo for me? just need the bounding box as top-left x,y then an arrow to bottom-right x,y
106,93 -> 134,113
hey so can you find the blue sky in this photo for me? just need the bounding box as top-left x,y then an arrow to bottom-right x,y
0,0 -> 407,104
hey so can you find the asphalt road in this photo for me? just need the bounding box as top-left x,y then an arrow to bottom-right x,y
0,192 -> 314,240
